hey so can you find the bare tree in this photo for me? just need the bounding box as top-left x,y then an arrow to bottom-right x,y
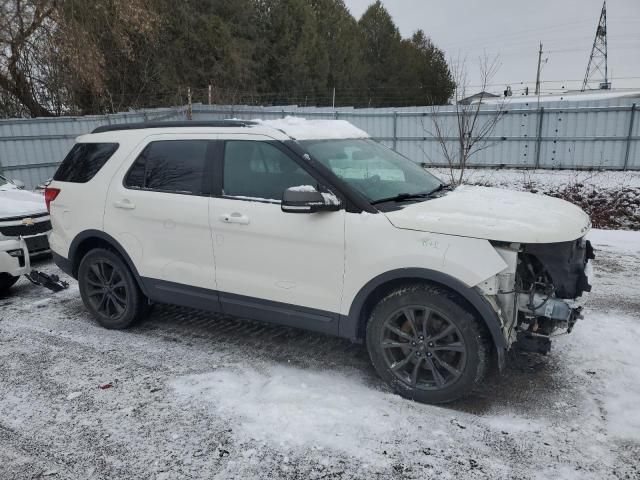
423,55 -> 507,186
0,0 -> 58,116
0,0 -> 158,118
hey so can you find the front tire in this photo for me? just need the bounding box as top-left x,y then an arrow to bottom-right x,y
366,284 -> 490,404
0,273 -> 20,293
78,248 -> 146,329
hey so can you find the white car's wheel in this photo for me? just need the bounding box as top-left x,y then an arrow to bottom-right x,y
366,284 -> 491,404
78,249 -> 147,329
0,273 -> 20,293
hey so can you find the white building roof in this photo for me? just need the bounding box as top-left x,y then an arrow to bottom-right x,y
476,89 -> 640,105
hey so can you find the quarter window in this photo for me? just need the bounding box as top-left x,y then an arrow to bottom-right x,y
223,141 -> 316,201
54,143 -> 119,183
125,140 -> 210,195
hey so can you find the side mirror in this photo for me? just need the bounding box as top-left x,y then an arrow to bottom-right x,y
281,186 -> 341,214
11,179 -> 25,189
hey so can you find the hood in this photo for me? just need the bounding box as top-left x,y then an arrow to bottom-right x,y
383,185 -> 591,243
0,186 -> 47,219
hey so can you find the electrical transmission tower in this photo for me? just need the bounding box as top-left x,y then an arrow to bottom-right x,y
582,1 -> 610,91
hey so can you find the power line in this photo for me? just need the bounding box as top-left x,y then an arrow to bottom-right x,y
438,18 -> 597,50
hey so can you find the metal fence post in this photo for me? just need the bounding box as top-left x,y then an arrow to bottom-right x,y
623,103 -> 636,170
393,111 -> 398,151
186,87 -> 192,120
535,106 -> 545,169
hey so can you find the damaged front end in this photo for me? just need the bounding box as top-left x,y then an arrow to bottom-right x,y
487,237 -> 595,355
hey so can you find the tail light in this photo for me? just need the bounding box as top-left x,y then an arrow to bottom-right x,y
44,187 -> 60,212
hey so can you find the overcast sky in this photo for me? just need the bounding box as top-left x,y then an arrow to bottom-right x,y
343,0 -> 640,95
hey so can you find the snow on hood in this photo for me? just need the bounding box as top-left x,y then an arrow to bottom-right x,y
0,186 -> 47,218
384,185 -> 591,243
256,116 -> 370,140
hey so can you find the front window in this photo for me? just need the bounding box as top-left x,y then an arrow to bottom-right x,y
298,138 -> 443,204
0,175 -> 10,188
223,141 -> 317,202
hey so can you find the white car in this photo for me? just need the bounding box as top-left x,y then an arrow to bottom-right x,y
46,119 -> 593,403
0,175 -> 52,292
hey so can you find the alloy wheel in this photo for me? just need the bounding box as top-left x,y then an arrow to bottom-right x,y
380,305 -> 467,390
85,260 -> 128,319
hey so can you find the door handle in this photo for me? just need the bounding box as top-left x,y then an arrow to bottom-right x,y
114,199 -> 136,210
219,212 -> 250,225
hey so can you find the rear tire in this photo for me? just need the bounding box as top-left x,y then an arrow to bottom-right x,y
78,248 -> 146,329
366,283 -> 490,404
0,273 -> 20,293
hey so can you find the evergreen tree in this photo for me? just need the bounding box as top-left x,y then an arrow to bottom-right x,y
409,29 -> 455,105
0,0 -> 458,116
153,0 -> 258,104
357,0 -> 403,106
310,0 -> 366,105
254,0 -> 329,104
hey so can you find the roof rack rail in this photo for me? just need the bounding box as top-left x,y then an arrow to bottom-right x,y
91,120 -> 257,134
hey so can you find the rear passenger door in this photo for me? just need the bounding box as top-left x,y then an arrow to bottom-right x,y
209,136 -> 346,333
104,135 -> 218,301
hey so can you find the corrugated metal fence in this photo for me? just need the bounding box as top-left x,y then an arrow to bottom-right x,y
0,107 -> 186,188
1,98 -> 639,189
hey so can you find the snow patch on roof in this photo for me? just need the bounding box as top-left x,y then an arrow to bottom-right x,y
255,116 -> 370,140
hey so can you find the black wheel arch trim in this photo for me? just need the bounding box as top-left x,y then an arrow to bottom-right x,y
67,229 -> 150,297
340,268 -> 507,370
52,252 -> 73,277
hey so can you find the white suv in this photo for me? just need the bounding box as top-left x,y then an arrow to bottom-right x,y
46,118 -> 594,404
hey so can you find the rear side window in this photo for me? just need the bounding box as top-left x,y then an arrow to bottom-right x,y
54,143 -> 119,183
125,140 -> 210,195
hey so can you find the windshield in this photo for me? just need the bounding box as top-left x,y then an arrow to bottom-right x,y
0,174 -> 11,188
298,138 -> 443,203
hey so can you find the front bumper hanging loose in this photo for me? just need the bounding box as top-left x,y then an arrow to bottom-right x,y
24,270 -> 69,292
1,236 -> 68,293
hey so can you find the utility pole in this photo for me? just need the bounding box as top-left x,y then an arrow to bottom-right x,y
208,84 -> 212,105
332,87 -> 336,109
535,42 -> 543,95
582,1 -> 609,91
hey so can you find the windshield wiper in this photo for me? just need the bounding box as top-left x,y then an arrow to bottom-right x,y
370,192 -> 433,205
371,184 -> 452,205
426,183 -> 452,195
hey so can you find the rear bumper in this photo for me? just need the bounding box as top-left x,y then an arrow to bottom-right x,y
53,252 -> 74,278
0,237 -> 31,277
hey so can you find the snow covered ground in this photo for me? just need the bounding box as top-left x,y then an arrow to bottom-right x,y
429,168 -> 640,230
0,230 -> 639,479
429,167 -> 640,190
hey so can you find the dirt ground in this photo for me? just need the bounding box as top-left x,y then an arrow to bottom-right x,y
0,229 -> 639,479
